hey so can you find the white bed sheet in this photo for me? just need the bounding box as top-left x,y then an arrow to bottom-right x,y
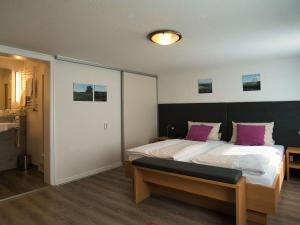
128,140 -> 284,187
244,145 -> 284,187
127,140 -> 225,162
192,144 -> 284,187
176,140 -> 225,162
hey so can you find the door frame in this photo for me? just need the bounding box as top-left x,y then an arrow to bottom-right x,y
0,44 -> 56,185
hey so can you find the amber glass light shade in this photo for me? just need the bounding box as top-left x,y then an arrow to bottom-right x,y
148,30 -> 182,45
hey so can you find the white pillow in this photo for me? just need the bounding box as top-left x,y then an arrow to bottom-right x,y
218,133 -> 222,140
188,121 -> 221,141
230,122 -> 275,145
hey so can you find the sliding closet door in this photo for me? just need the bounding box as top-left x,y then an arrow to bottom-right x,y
55,61 -> 121,184
123,72 -> 157,159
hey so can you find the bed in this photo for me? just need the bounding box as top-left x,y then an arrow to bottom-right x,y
125,139 -> 224,176
148,101 -> 300,224
127,139 -> 225,162
125,141 -> 285,225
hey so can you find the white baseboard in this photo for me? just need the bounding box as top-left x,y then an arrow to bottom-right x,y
55,161 -> 122,185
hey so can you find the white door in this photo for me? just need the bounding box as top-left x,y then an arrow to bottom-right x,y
123,72 -> 157,160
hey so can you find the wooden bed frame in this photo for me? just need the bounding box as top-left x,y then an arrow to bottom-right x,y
134,166 -> 247,225
125,157 -> 285,225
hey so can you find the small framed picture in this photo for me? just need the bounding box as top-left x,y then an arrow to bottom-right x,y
242,74 -> 261,91
73,83 -> 93,101
94,84 -> 107,102
198,78 -> 213,94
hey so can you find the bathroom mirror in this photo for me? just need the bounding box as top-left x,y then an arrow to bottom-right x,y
0,68 -> 12,110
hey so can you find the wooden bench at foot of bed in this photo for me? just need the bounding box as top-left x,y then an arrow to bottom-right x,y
126,156 -> 285,225
132,157 -> 246,225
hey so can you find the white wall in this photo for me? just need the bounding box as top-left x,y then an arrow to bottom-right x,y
123,73 -> 157,159
54,61 -> 122,184
158,56 -> 300,103
0,44 -> 158,185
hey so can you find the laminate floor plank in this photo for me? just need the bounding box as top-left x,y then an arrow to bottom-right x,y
0,167 -> 47,200
0,167 -> 299,225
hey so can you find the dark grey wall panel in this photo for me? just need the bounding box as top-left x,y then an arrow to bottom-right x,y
227,101 -> 300,147
159,101 -> 300,147
158,103 -> 228,140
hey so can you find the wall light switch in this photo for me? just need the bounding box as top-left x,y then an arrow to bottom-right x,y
104,123 -> 108,130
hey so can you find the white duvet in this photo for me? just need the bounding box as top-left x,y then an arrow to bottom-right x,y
192,144 -> 282,175
127,139 -> 209,160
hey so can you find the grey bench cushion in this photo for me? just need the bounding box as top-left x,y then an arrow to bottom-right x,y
132,157 -> 242,184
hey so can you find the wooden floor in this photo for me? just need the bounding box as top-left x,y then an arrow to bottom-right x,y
0,167 -> 299,225
0,167 -> 47,201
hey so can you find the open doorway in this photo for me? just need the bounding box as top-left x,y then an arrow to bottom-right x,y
0,54 -> 51,200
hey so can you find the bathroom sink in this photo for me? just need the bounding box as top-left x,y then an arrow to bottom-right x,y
0,122 -> 19,133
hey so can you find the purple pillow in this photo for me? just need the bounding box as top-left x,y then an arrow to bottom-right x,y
236,124 -> 265,146
186,125 -> 213,141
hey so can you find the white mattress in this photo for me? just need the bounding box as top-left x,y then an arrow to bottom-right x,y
192,144 -> 284,187
176,140 -> 225,162
243,145 -> 284,187
128,140 -> 284,187
127,140 -> 225,162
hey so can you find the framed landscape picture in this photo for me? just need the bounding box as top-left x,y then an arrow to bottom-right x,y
94,84 -> 107,102
198,78 -> 213,94
73,83 -> 93,101
242,74 -> 261,91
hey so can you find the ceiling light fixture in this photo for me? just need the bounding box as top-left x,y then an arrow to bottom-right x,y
148,30 -> 182,46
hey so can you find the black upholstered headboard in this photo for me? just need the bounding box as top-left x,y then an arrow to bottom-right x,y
159,101 -> 300,147
159,103 -> 228,140
227,102 -> 300,147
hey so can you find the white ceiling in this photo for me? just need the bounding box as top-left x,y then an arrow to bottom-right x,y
0,0 -> 299,75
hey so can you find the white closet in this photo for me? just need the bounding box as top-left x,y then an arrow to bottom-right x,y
55,61 -> 121,184
54,60 -> 157,183
122,72 -> 158,160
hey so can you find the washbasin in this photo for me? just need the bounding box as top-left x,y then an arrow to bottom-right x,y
0,122 -> 19,133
